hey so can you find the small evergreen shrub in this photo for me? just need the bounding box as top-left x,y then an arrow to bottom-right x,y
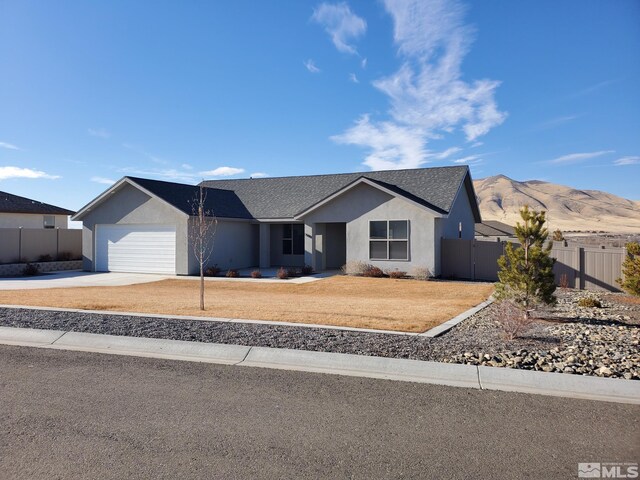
301,264 -> 314,276
618,242 -> 640,296
250,270 -> 262,279
226,269 -> 239,278
276,267 -> 289,279
287,268 -> 299,278
577,297 -> 602,308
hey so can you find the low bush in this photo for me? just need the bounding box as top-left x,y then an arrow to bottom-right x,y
558,273 -> 569,290
276,267 -> 289,280
301,264 -> 314,276
23,263 -> 40,276
37,254 -> 53,263
204,265 -> 220,277
494,300 -> 533,341
226,269 -> 240,278
387,270 -> 406,279
577,297 -> 602,308
287,268 -> 299,278
362,266 -> 384,278
341,261 -> 370,276
56,251 -> 73,261
410,266 -> 431,281
250,270 -> 262,279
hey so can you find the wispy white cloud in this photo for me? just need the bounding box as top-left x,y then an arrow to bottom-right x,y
569,79 -> 619,99
0,141 -> 20,150
331,0 -> 506,170
304,59 -> 321,73
200,166 -> 245,177
451,154 -> 481,164
534,114 -> 580,130
0,166 -> 60,180
430,146 -> 462,160
613,156 -> 640,166
349,73 -> 359,83
547,150 -> 615,165
470,141 -> 483,148
181,163 -> 193,170
361,57 -> 367,69
88,128 -> 111,139
311,2 -> 366,55
250,172 -> 269,178
91,176 -> 116,185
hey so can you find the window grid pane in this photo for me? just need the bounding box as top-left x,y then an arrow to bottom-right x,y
389,221 -> 407,239
369,241 -> 388,260
369,221 -> 387,239
389,241 -> 408,260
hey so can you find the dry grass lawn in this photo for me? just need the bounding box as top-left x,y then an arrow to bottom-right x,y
0,276 -> 494,333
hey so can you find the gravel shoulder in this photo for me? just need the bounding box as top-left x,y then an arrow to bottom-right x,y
0,289 -> 637,380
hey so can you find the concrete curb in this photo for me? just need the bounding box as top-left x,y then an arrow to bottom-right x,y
420,297 -> 495,337
1,326 -> 638,404
242,347 -> 480,388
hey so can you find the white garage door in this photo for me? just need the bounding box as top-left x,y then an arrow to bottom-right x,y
96,225 -> 176,274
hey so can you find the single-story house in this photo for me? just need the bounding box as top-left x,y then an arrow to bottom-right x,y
474,220 -> 516,241
72,166 -> 481,276
0,191 -> 75,229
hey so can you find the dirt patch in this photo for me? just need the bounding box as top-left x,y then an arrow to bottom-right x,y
0,276 -> 494,333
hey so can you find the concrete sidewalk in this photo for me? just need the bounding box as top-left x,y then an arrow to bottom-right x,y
1,325 -> 638,405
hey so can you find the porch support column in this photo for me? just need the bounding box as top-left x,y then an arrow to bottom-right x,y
315,223 -> 326,271
304,222 -> 316,269
259,223 -> 271,269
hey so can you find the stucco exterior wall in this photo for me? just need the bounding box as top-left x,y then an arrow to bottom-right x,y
79,183 -> 189,274
0,213 -> 69,229
433,184 -> 476,275
302,183 -> 439,274
188,218 -> 258,274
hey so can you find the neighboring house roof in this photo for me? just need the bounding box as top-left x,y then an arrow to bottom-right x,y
201,166 -> 479,220
0,190 -> 75,216
475,220 -> 516,237
73,166 -> 481,222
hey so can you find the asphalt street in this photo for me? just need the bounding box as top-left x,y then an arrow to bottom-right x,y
0,345 -> 638,479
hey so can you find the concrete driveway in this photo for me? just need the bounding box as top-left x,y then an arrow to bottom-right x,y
0,270 -> 170,290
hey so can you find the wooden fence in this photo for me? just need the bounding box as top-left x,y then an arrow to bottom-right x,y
0,228 -> 82,264
441,239 -> 626,292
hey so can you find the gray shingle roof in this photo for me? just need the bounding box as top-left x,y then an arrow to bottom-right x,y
475,220 -> 515,237
0,190 -> 75,215
127,177 -> 253,219
201,166 -> 473,219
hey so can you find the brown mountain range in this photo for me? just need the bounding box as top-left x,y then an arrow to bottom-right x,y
473,175 -> 640,233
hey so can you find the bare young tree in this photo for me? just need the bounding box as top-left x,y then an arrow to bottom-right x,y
188,184 -> 217,310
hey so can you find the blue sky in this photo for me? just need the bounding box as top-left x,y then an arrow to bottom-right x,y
1,0 -> 639,213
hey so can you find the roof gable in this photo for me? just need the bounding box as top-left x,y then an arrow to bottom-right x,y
0,190 -> 74,216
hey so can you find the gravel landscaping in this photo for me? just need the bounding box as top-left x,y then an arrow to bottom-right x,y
0,289 -> 637,379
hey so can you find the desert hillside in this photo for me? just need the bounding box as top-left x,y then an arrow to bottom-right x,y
473,175 -> 640,233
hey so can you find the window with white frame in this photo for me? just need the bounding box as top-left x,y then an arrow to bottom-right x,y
43,215 -> 55,229
369,220 -> 408,260
282,224 -> 305,255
